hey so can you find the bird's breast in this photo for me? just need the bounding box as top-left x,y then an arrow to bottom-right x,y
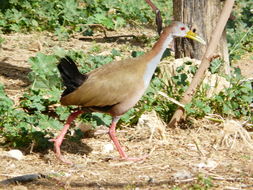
109,87 -> 146,116
143,53 -> 163,88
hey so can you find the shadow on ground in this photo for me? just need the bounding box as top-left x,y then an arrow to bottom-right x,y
0,59 -> 31,87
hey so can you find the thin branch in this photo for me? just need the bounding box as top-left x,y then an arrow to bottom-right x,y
158,91 -> 185,108
168,0 -> 235,127
78,34 -> 136,41
145,0 -> 163,35
229,25 -> 253,55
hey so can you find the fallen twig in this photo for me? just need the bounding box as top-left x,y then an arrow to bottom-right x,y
0,173 -> 45,185
71,23 -> 136,40
174,174 -> 253,189
205,114 -> 225,123
175,178 -> 196,183
77,34 -> 136,41
158,91 -> 185,108
191,136 -> 205,156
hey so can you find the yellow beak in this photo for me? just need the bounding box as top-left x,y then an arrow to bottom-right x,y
185,30 -> 206,45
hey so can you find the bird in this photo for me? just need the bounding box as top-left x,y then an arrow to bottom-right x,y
50,21 -> 206,164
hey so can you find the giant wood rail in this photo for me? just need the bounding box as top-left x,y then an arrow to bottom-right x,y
51,21 -> 206,164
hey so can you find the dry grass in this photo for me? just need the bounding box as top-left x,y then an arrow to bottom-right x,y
1,119 -> 253,189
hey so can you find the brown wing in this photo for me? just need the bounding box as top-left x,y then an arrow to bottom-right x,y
60,58 -> 147,107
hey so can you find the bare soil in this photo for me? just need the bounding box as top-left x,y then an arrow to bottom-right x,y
0,30 -> 253,190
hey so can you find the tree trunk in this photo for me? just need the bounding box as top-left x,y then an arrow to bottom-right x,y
168,0 -> 234,127
173,0 -> 230,74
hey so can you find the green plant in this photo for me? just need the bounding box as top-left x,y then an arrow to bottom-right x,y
0,53 -> 65,150
185,68 -> 253,122
0,0 -> 172,39
189,175 -> 213,190
210,68 -> 253,121
227,0 -> 253,60
0,36 -> 5,47
172,175 -> 213,190
209,59 -> 223,74
172,188 -> 182,190
0,84 -> 57,150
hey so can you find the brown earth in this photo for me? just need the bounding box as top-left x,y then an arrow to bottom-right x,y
0,29 -> 253,190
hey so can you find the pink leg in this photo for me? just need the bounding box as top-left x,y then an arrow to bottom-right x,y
108,117 -> 127,158
50,110 -> 84,164
109,117 -> 147,161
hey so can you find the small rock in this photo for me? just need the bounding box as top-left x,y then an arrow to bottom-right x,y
12,185 -> 28,190
28,41 -> 42,52
102,143 -> 114,154
172,170 -> 192,180
194,160 -> 218,170
64,172 -> 71,177
7,150 -> 24,160
148,177 -> 154,183
187,143 -> 198,151
9,163 -> 16,169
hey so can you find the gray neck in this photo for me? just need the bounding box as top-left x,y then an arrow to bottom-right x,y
143,35 -> 174,87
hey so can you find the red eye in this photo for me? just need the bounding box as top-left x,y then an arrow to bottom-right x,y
180,27 -> 185,30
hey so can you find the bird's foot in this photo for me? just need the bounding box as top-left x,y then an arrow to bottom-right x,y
56,154 -> 73,165
49,138 -> 73,165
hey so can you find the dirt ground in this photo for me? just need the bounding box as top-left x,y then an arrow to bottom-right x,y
0,29 -> 253,190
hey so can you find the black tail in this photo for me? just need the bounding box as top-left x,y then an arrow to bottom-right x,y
58,56 -> 87,96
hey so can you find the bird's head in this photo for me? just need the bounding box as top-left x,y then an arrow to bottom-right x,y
170,21 -> 206,45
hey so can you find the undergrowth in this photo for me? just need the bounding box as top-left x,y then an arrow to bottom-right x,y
0,49 -> 252,150
0,0 -> 252,150
0,0 -> 172,39
227,0 -> 253,60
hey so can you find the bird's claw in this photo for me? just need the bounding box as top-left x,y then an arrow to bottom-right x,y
56,155 -> 73,165
49,138 -> 56,142
49,138 -> 73,165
